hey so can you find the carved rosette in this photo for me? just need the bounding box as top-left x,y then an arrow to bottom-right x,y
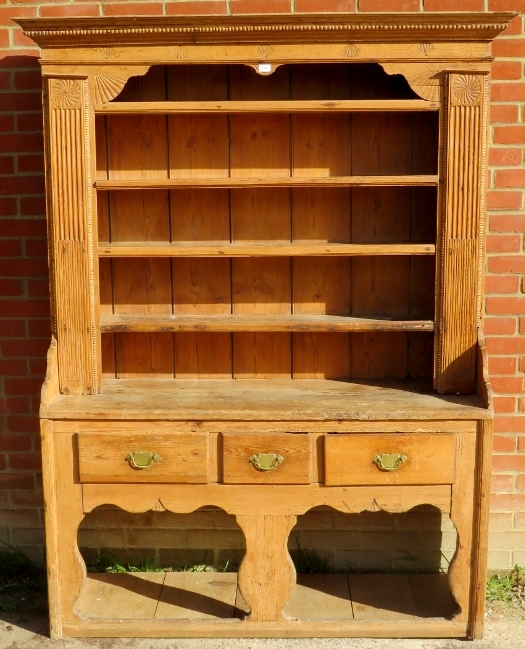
451,74 -> 482,106
50,78 -> 82,109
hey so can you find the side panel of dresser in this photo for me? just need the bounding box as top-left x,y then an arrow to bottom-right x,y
43,78 -> 100,395
435,73 -> 489,395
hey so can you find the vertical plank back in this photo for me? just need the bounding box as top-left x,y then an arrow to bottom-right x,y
107,68 -> 174,377
168,65 -> 232,377
100,63 -> 438,381
95,115 -> 116,378
230,65 -> 292,378
291,65 -> 351,378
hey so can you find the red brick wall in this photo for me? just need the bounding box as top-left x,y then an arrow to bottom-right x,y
0,1 -> 523,570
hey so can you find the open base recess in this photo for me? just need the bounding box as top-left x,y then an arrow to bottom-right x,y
72,572 -> 463,638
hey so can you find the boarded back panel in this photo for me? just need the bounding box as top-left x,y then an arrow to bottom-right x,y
230,68 -> 292,378
168,65 -> 232,378
107,69 -> 173,378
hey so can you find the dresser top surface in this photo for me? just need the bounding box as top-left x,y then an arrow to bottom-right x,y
42,378 -> 490,421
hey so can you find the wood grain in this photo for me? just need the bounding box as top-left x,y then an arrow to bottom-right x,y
82,483 -> 453,517
324,433 -> 456,486
60,618 -> 468,638
349,574 -> 416,620
100,314 -> 434,333
221,432 -> 311,484
470,419 -> 492,638
284,574 -> 353,621
54,419 -> 476,434
436,73 -> 487,395
32,12 -> 502,641
237,515 -> 297,622
77,432 -> 209,483
45,429 -> 85,633
46,77 -> 99,394
95,114 -> 116,379
230,68 -> 292,379
42,379 -> 490,421
95,100 -> 440,114
156,572 -> 238,619
99,242 -> 435,257
74,573 -> 164,619
448,429 -> 477,622
290,71 -> 351,378
107,69 -> 174,379
40,337 -> 59,408
96,175 -> 439,189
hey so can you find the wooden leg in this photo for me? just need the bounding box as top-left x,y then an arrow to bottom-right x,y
469,419 -> 493,639
236,514 -> 297,622
448,431 -> 476,624
42,423 -> 85,638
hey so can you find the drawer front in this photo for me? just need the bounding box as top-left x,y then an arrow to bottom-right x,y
221,433 -> 311,484
77,432 -> 208,483
324,433 -> 456,486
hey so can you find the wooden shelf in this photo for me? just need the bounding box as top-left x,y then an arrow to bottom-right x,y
74,572 -> 456,625
100,314 -> 435,333
98,242 -> 436,258
42,378 -> 490,421
95,99 -> 440,114
95,176 -> 439,190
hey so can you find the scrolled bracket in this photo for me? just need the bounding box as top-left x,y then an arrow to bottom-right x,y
246,62 -> 282,76
381,62 -> 444,103
85,65 -> 151,105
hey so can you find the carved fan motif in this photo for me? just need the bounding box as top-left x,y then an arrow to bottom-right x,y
173,47 -> 188,60
452,75 -> 482,105
408,72 -> 442,102
97,47 -> 116,59
342,44 -> 359,58
257,45 -> 273,59
418,43 -> 434,57
380,64 -> 443,102
51,79 -> 82,109
94,74 -> 127,104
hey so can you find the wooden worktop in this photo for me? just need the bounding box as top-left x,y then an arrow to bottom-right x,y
42,378 -> 490,421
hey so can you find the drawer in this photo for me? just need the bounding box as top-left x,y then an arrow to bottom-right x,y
324,433 -> 456,486
221,432 -> 311,484
77,432 -> 209,483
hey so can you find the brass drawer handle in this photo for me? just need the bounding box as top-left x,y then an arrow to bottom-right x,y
125,451 -> 161,469
249,452 -> 284,471
372,453 -> 407,472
